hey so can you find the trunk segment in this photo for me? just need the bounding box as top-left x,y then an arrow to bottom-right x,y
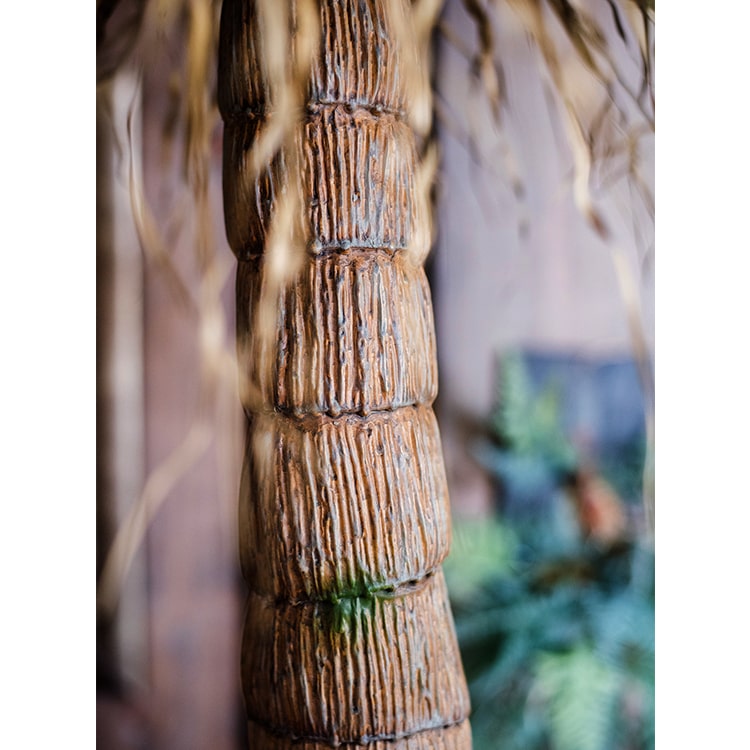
219,1 -> 472,746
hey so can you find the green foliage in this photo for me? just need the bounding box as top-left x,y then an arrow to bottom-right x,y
448,518 -> 655,750
490,351 -> 577,476
444,518 -> 519,604
448,349 -> 653,750
533,646 -> 622,750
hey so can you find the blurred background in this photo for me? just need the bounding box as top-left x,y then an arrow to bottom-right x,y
96,1 -> 654,748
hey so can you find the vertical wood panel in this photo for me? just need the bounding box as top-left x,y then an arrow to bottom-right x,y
140,30 -> 245,750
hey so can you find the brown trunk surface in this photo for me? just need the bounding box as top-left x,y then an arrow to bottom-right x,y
219,1 -> 471,746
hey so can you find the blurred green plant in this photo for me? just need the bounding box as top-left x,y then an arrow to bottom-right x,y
445,351 -> 654,750
491,351 -> 578,476
446,515 -> 654,750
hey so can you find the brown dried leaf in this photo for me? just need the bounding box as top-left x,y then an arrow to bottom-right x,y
461,0 -> 503,120
126,98 -> 195,309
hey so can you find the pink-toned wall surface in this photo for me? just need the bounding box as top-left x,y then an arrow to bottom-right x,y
432,0 -> 654,517
140,56 -> 244,749
98,53 -> 245,750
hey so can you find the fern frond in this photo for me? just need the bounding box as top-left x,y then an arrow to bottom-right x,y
534,646 -> 623,750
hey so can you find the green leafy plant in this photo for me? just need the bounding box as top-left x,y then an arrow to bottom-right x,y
490,351 -> 577,475
446,515 -> 654,750
445,351 -> 653,750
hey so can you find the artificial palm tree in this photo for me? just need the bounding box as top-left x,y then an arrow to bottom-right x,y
218,0 -> 472,746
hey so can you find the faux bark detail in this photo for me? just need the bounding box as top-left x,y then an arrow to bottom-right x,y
242,572 -> 469,742
220,0 -> 471,746
236,253 -> 437,416
240,405 -> 450,600
223,109 -> 423,259
218,0 -> 406,117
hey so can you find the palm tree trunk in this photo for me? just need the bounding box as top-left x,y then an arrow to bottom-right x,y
219,1 -> 471,747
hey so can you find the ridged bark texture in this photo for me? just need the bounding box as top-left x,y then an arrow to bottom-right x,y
219,1 -> 471,747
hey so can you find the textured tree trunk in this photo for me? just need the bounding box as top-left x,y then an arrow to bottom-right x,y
219,1 -> 471,747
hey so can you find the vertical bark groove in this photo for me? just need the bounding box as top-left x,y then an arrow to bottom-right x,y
219,1 -> 471,747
